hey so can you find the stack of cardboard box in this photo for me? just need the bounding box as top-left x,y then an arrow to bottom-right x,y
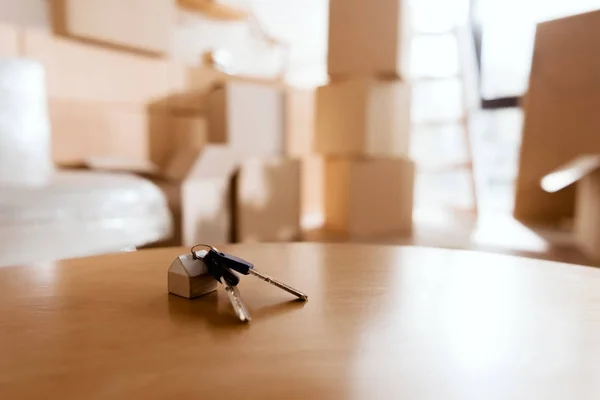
114,74 -> 304,246
317,0 -> 414,237
21,0 -> 304,246
203,80 -> 302,244
4,0 -> 414,245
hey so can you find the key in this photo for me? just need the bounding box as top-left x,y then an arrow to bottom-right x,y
191,246 -> 249,322
204,254 -> 240,287
207,250 -> 308,301
205,249 -> 253,275
248,269 -> 308,301
222,279 -> 251,322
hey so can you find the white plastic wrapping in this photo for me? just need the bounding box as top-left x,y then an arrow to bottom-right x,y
0,58 -> 52,185
0,171 -> 172,266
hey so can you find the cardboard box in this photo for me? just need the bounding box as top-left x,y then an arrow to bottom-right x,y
158,176 -> 233,247
316,78 -> 411,157
50,100 -> 206,166
300,156 -> 324,229
285,87 -> 321,228
515,10 -> 600,223
165,69 -> 286,118
149,91 -> 208,117
178,0 -> 248,20
50,101 -> 151,164
0,24 -> 18,56
233,157 -> 301,242
162,145 -> 239,246
328,0 -> 410,78
285,87 -> 316,156
178,176 -> 232,246
206,81 -> 285,156
542,155 -> 600,261
50,0 -> 174,56
22,29 -> 181,103
149,113 -> 208,169
324,157 -> 414,236
187,65 -> 226,93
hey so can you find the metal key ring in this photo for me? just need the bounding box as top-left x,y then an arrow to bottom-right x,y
191,244 -> 219,259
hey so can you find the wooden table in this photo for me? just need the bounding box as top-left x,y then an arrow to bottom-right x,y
1,244 -> 599,399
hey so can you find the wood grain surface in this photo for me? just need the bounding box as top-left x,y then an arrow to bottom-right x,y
1,244 -> 599,399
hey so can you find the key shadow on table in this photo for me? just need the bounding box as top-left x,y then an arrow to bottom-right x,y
167,291 -> 307,332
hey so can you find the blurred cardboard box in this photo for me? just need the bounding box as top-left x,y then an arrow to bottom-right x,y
284,87 -> 320,228
148,112 -> 208,168
232,157 -> 301,242
541,155 -> 600,261
316,78 -> 411,157
285,87 -> 316,156
167,83 -> 313,157
300,155 -> 324,229
0,24 -> 18,56
165,91 -> 208,116
206,81 -> 285,156
160,118 -> 209,183
22,29 -> 183,103
161,145 -> 239,246
50,101 -> 151,163
328,0 -> 410,79
50,0 -> 174,56
515,10 -> 600,223
50,100 -> 207,167
324,157 -> 414,236
187,65 -> 227,94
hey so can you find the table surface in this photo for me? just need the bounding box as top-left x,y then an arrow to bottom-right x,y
1,244 -> 599,399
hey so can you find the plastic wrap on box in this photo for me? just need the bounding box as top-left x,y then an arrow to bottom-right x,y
0,171 -> 173,266
0,58 -> 52,185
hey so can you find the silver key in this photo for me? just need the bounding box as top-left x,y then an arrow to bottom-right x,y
222,280 -> 251,322
248,269 -> 308,301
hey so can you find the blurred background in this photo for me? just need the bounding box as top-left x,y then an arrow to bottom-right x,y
1,0 -> 600,267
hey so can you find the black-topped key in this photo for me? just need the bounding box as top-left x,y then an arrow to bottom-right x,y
192,247 -> 249,322
205,249 -> 254,275
204,255 -> 240,287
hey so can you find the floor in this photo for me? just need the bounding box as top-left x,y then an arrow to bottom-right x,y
305,212 -> 595,267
